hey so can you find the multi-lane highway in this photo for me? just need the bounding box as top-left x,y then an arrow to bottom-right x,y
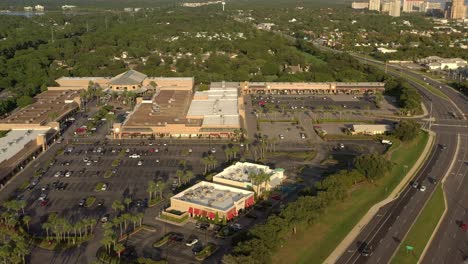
333,53 -> 468,264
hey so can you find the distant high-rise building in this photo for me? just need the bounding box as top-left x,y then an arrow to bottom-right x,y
352,1 -> 370,9
369,0 -> 381,11
389,0 -> 401,16
424,1 -> 442,12
402,0 -> 426,12
381,0 -> 391,12
450,0 -> 467,19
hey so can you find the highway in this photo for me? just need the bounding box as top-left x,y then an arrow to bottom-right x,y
332,50 -> 468,264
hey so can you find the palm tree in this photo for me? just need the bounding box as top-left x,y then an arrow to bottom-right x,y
248,170 -> 272,197
79,89 -> 89,110
94,87 -> 105,106
114,243 -> 125,259
0,245 -> 10,263
155,181 -> 166,200
124,197 -> 132,211
111,200 -> 124,213
106,113 -> 116,131
147,181 -> 156,201
42,222 -> 51,240
100,236 -> 113,255
22,215 -> 31,231
113,217 -> 123,237
176,170 -> 184,186
185,170 -> 194,184
231,145 -> 240,159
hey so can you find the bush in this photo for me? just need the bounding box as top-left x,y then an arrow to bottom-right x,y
95,183 -> 104,191
354,154 -> 393,182
153,234 -> 170,248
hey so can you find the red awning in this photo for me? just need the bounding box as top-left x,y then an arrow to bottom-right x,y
201,210 -> 207,216
208,212 -> 215,219
194,208 -> 200,215
188,207 -> 193,214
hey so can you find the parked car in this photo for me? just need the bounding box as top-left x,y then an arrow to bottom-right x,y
101,214 -> 109,223
101,183 -> 108,191
129,154 -> 141,159
65,171 -> 72,177
40,199 -> 49,207
169,233 -> 184,242
185,235 -> 199,247
137,160 -> 143,166
418,185 -> 426,192
38,193 -> 47,201
79,198 -> 86,207
54,171 -> 62,178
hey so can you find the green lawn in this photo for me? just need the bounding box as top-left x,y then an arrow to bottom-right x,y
273,132 -> 430,264
391,184 -> 445,264
0,130 -> 10,138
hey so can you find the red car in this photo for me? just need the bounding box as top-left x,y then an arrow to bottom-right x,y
461,223 -> 468,231
40,199 -> 49,207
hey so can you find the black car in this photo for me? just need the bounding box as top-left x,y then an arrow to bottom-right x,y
169,233 -> 184,242
196,222 -> 210,230
79,198 -> 86,207
192,244 -> 203,255
359,242 -> 373,257
97,199 -> 105,207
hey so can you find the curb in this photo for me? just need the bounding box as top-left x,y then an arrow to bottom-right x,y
324,130 -> 435,264
416,133 -> 461,263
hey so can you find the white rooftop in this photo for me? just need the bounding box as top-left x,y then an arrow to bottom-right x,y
172,181 -> 253,211
187,84 -> 239,127
0,129 -> 50,164
213,162 -> 282,184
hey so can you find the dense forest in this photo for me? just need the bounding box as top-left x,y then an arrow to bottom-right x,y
0,7 -> 386,115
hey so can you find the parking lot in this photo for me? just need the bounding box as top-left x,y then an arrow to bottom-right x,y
251,94 -> 399,114
19,141 -> 238,233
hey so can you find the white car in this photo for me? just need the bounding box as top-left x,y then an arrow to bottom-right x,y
86,161 -> 92,166
279,134 -> 285,140
419,185 -> 426,192
54,171 -> 61,178
137,160 -> 143,166
38,193 -> 47,201
185,238 -> 199,247
65,171 -> 72,177
155,159 -> 160,163
129,154 -> 141,159
101,183 -> 108,191
211,147 -> 216,153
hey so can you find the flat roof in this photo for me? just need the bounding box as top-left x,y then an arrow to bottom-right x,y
187,86 -> 240,127
123,90 -> 195,127
0,129 -> 50,164
172,181 -> 254,211
352,124 -> 392,131
0,90 -> 80,126
213,162 -> 280,184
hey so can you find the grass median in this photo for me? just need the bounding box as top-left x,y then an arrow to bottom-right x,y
273,131 -> 429,264
391,184 -> 445,264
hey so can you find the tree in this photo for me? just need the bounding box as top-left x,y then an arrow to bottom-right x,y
147,181 -> 156,201
114,243 -> 125,258
248,170 -> 272,197
354,154 -> 392,182
111,200 -> 124,213
393,120 -> 420,141
124,197 -> 132,211
16,95 -> 34,108
155,181 -> 166,199
22,215 -> 31,231
176,170 -> 184,186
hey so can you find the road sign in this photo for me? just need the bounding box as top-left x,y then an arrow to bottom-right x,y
406,245 -> 414,251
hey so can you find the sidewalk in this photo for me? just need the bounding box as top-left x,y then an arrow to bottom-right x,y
324,130 -> 435,264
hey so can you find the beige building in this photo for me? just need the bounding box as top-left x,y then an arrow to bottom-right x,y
352,2 -> 370,9
241,82 -> 385,95
450,0 -> 467,19
168,181 -> 255,221
369,0 -> 381,11
351,124 -> 393,135
213,162 -> 285,195
402,0 -> 425,12
389,0 -> 401,16
0,90 -> 81,131
114,80 -> 242,139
